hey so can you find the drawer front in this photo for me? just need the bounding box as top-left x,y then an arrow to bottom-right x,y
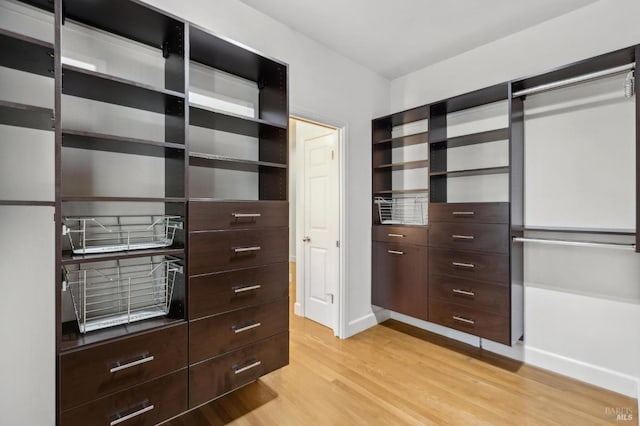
189,200 -> 288,231
372,225 -> 428,246
189,262 -> 288,319
189,299 -> 289,364
429,222 -> 509,254
429,202 -> 509,224
189,331 -> 289,407
61,369 -> 187,426
429,274 -> 510,315
429,247 -> 509,285
189,228 -> 288,275
60,323 -> 187,410
429,300 -> 510,344
371,242 -> 428,320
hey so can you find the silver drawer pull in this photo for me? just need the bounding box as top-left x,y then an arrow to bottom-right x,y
232,213 -> 261,218
452,211 -> 475,216
452,234 -> 475,240
234,360 -> 262,374
452,262 -> 475,269
110,404 -> 155,426
233,322 -> 262,334
387,250 -> 404,255
234,284 -> 261,293
234,246 -> 261,253
453,316 -> 475,325
452,289 -> 475,297
110,355 -> 154,373
387,233 -> 405,238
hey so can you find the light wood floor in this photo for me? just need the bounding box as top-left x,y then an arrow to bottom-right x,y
168,263 -> 637,425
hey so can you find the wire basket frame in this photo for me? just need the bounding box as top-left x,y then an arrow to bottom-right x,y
62,258 -> 182,333
375,196 -> 428,225
62,215 -> 182,254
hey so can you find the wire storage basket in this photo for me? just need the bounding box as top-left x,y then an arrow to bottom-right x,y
62,257 -> 182,333
62,215 -> 182,254
375,196 -> 428,225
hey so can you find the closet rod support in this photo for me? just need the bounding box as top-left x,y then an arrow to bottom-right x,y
512,237 -> 636,251
512,63 -> 636,97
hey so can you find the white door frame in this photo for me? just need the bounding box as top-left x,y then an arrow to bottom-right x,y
291,109 -> 347,338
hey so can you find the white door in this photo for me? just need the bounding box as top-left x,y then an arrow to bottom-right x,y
302,131 -> 339,330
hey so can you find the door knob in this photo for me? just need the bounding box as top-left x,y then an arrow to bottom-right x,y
302,236 -> 311,242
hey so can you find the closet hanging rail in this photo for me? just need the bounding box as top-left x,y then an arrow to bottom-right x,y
512,236 -> 636,250
512,63 -> 636,97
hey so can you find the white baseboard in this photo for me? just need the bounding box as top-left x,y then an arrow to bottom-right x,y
525,345 -> 639,398
293,302 -> 303,317
345,312 -> 380,338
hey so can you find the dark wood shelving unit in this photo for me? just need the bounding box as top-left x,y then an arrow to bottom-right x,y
62,129 -> 185,157
61,247 -> 185,265
515,225 -> 636,236
61,196 -> 187,203
429,127 -> 509,148
0,200 -> 56,206
189,104 -> 285,136
0,28 -> 53,77
374,189 -> 429,195
373,131 -> 429,147
0,100 -> 53,130
429,165 -> 510,177
374,160 -> 429,171
189,152 -> 286,172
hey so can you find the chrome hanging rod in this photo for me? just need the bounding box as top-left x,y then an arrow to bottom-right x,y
512,62 -> 636,97
512,236 -> 636,251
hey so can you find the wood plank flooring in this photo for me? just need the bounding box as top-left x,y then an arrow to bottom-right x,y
167,264 -> 637,425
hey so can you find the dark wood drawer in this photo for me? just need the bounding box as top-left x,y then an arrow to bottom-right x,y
189,200 -> 288,231
429,202 -> 509,224
189,228 -> 288,275
429,274 -> 510,316
189,299 -> 289,364
371,241 -> 428,320
61,369 -> 187,426
189,262 -> 288,319
429,247 -> 508,285
60,323 -> 187,410
372,225 -> 428,246
189,331 -> 289,408
429,300 -> 510,345
429,222 -> 508,254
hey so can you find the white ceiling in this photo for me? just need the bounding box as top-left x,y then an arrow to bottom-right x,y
237,0 -> 599,79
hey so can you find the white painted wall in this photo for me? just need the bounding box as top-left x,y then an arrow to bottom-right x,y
389,0 -> 640,397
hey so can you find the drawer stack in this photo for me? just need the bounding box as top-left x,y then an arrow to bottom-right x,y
428,203 -> 511,344
372,225 -> 428,320
60,324 -> 188,425
188,201 -> 289,407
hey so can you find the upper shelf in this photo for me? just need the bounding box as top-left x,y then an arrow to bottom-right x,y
62,65 -> 185,114
374,160 -> 429,171
0,28 -> 53,77
373,131 -> 428,148
189,152 -> 287,172
189,104 -> 286,137
373,105 -> 429,128
62,129 -> 184,157
430,165 -> 509,178
0,100 -> 53,130
432,83 -> 508,114
430,128 -> 509,148
62,196 -> 186,203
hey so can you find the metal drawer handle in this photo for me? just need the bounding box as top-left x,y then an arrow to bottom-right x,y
452,289 -> 475,297
234,284 -> 261,293
452,234 -> 475,240
234,360 -> 262,374
234,246 -> 261,253
233,322 -> 262,334
387,233 -> 405,238
452,211 -> 475,216
110,404 -> 155,426
387,250 -> 404,255
453,316 -> 475,325
452,262 -> 475,269
232,213 -> 261,218
110,355 -> 154,373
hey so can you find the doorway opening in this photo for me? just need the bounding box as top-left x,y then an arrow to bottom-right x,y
289,116 -> 343,337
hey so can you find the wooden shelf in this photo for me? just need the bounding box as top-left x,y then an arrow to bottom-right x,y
189,104 -> 286,137
0,200 -> 55,206
62,129 -> 185,157
374,160 -> 428,171
0,28 -> 53,77
374,189 -> 429,195
433,83 -> 508,114
189,152 -> 286,172
374,105 -> 430,128
516,225 -> 636,236
430,166 -> 509,178
61,247 -> 185,265
373,131 -> 429,148
430,128 -> 509,148
62,196 -> 186,203
62,65 -> 185,114
0,100 -> 53,130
